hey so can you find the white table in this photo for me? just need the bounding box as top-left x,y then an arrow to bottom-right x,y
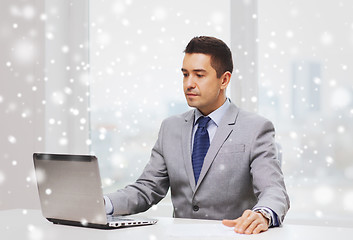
1,209 -> 352,240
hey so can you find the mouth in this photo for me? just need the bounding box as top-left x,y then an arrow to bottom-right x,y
185,92 -> 198,97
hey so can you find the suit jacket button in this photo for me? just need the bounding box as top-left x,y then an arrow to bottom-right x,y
193,205 -> 199,212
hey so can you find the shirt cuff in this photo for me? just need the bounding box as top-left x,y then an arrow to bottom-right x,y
252,207 -> 279,227
103,195 -> 114,215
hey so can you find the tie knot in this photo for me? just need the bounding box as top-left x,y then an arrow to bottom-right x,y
197,116 -> 211,129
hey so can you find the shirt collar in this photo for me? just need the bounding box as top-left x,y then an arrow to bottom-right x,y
194,98 -> 231,127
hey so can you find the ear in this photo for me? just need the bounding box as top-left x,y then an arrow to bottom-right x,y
220,71 -> 231,90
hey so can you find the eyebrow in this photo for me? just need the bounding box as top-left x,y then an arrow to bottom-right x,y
181,68 -> 207,72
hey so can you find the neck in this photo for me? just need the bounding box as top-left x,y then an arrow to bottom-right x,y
199,97 -> 227,116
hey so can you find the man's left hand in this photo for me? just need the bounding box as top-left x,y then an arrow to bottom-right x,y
222,209 -> 269,234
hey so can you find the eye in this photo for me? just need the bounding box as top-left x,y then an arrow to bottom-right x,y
183,73 -> 189,77
196,74 -> 204,78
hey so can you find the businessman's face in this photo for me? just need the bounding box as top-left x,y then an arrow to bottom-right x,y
182,53 -> 230,115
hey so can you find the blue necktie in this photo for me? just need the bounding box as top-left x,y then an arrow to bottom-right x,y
192,116 -> 211,184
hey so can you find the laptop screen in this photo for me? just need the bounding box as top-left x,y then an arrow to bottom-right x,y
33,153 -> 107,225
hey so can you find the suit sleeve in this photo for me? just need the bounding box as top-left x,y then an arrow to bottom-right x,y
106,120 -> 170,215
250,120 -> 290,225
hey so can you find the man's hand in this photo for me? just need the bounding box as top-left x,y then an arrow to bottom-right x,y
222,209 -> 269,234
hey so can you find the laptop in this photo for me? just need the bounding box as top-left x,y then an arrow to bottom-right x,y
33,153 -> 158,229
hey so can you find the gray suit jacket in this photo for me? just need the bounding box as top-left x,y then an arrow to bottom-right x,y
107,103 -> 290,223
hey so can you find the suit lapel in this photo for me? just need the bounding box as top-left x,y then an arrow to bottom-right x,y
181,110 -> 197,192
195,104 -> 240,191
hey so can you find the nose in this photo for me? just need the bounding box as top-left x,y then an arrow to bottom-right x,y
184,75 -> 196,90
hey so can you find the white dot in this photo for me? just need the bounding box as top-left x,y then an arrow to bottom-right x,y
6,62 -> 11,67
121,18 -> 129,26
61,45 -> 69,53
45,189 -> 52,195
80,218 -> 88,226
27,224 -> 34,231
51,91 -> 66,105
8,136 -> 17,144
40,14 -> 47,21
268,41 -> 276,49
325,156 -> 334,165
289,132 -> 297,139
153,7 -> 167,21
46,32 -> 54,40
343,192 -> 353,211
321,32 -> 333,45
13,23 -> 18,29
337,126 -> 345,133
314,186 -> 334,205
22,5 -> 36,19
0,171 -> 5,184
315,210 -> 323,218
13,40 -> 36,64
64,87 -> 72,95
313,77 -> 321,85
99,134 -> 105,140
70,108 -> 79,116
286,31 -> 294,38
329,79 -> 337,86
59,138 -> 68,146
103,178 -> 113,186
149,234 -> 157,240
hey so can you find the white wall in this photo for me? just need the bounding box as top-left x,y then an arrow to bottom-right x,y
230,0 -> 259,112
0,0 -> 89,210
0,0 -> 253,211
0,0 -> 45,210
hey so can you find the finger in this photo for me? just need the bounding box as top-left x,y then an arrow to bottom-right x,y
235,211 -> 260,234
252,222 -> 268,234
244,219 -> 261,234
222,219 -> 237,227
242,209 -> 253,218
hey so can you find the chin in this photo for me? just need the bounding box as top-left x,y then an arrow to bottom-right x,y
186,100 -> 198,108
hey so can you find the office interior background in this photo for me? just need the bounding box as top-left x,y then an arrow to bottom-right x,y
1,0 -> 353,227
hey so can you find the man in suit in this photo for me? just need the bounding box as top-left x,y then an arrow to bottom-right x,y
105,36 -> 290,234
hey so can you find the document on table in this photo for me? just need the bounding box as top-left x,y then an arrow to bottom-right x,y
167,224 -> 236,238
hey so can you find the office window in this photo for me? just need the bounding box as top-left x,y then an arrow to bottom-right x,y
89,0 -> 231,192
38,0 -> 353,223
258,0 -> 353,222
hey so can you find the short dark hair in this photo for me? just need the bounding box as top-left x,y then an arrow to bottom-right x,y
184,36 -> 233,78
